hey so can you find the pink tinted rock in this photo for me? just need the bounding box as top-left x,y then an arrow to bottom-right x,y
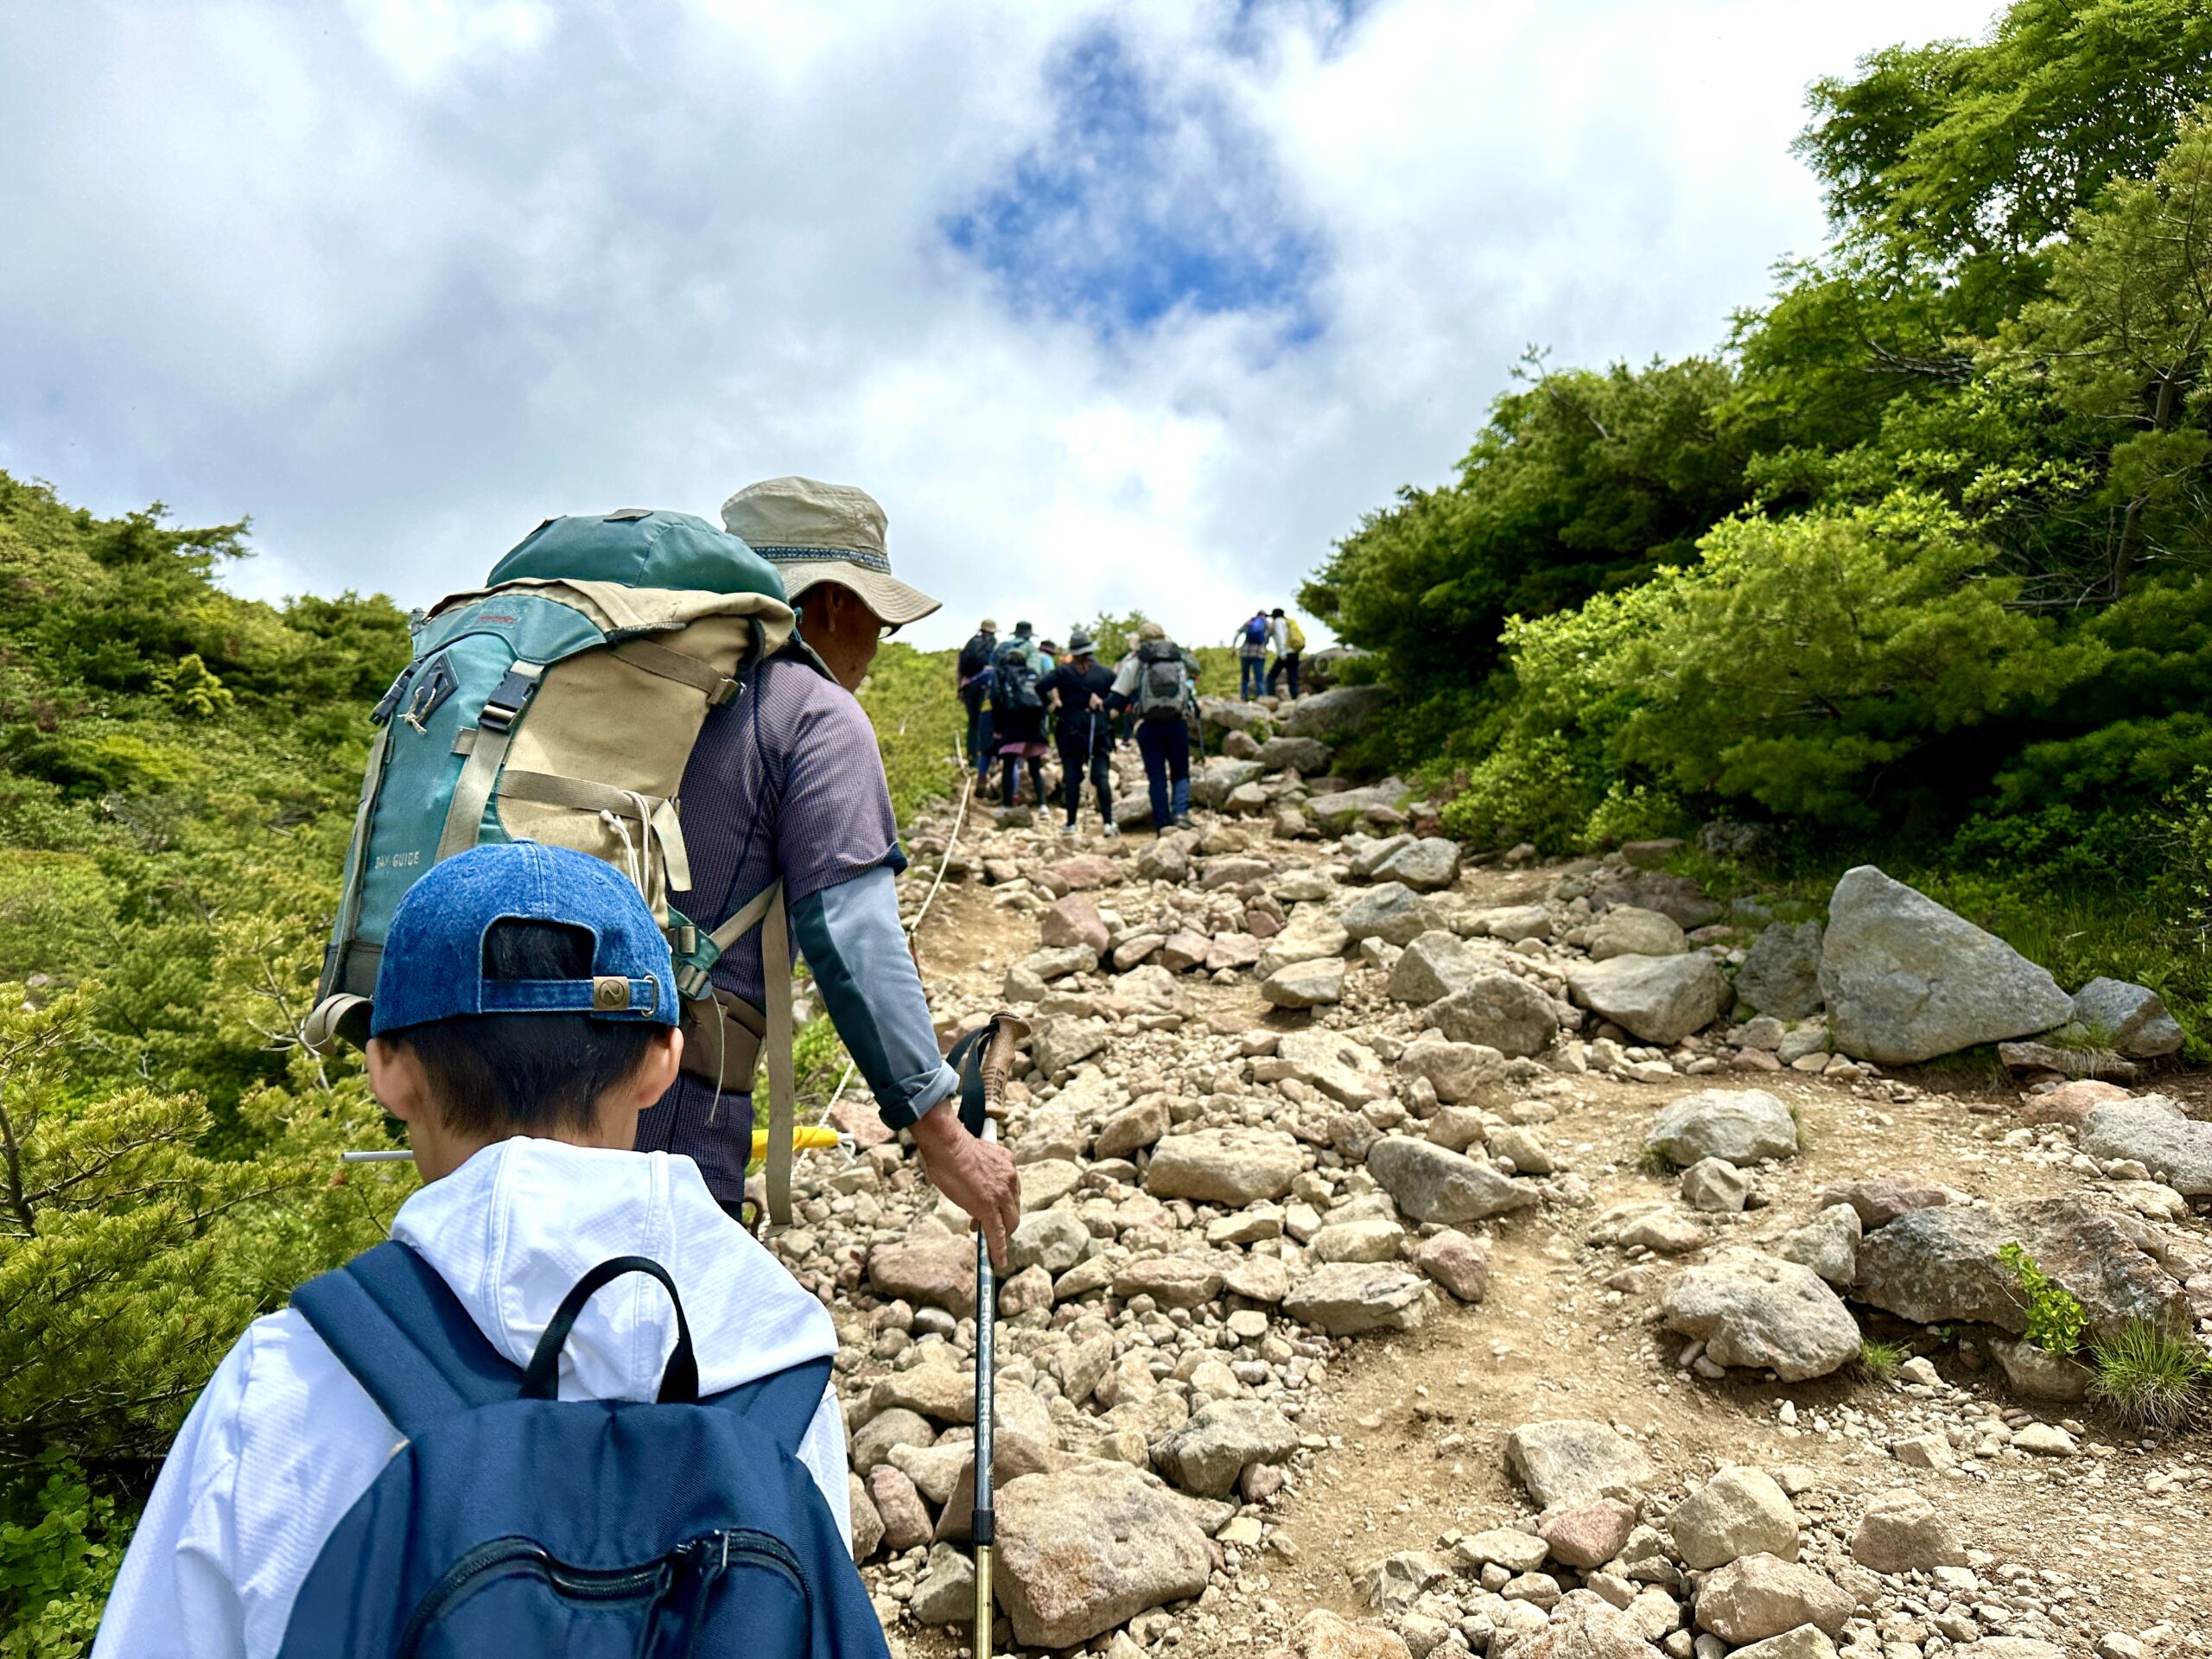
1817,1176 -> 1960,1230
1160,931 -> 1212,972
1206,933 -> 1262,971
868,1465 -> 934,1552
1049,855 -> 1122,891
1412,1231 -> 1491,1302
1041,893 -> 1111,955
1538,1497 -> 1639,1569
2019,1078 -> 2133,1128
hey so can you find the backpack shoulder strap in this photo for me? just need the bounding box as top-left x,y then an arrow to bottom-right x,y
290,1240 -> 521,1440
700,1355 -> 834,1453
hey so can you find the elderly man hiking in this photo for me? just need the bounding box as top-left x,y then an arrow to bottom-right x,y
672,477 -> 1020,1253
1107,620 -> 1199,832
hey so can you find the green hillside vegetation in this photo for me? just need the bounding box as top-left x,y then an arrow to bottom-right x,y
1303,0 -> 2212,1038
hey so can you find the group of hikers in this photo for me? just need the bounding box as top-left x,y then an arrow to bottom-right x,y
93,479 -> 1013,1659
953,602 -> 1308,837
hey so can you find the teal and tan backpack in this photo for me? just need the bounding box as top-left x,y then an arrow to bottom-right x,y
308,509 -> 817,1221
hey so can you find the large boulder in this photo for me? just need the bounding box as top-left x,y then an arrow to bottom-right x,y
1694,1554 -> 1853,1643
1853,1193 -> 2194,1342
1263,956 -> 1347,1008
1733,922 -> 1826,1020
1368,1135 -> 1537,1224
1190,760 -> 1267,810
1040,893 -> 1111,955
1669,1465 -> 1800,1568
1588,906 -> 1686,961
1150,1400 -> 1300,1498
1144,1128 -> 1302,1206
1258,734 -> 1332,774
1282,1262 -> 1432,1334
1644,1089 -> 1799,1168
868,1232 -> 979,1319
2064,976 -> 2185,1058
1386,931 -> 1486,1004
2079,1100 -> 2212,1195
993,1464 -> 1213,1648
1341,881 -> 1443,946
1396,1034 -> 1504,1103
1309,783 -> 1413,835
1505,1420 -> 1656,1507
1430,972 -> 1561,1058
1281,684 -> 1391,737
1660,1249 -> 1861,1381
1373,837 -> 1462,893
1566,953 -> 1726,1045
1818,866 -> 2074,1063
1851,1488 -> 1964,1573
1273,1028 -> 1390,1105
1256,906 -> 1351,977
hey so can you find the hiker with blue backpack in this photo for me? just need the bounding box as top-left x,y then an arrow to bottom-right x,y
300,492 -> 1019,1261
1234,609 -> 1269,699
92,842 -> 893,1659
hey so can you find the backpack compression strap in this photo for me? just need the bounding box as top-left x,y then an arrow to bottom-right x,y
290,1241 -> 523,1440
677,880 -> 798,1230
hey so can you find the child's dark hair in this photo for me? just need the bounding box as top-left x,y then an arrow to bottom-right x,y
386,919 -> 662,1137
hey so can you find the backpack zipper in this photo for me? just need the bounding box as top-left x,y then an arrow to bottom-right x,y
397,1529 -> 805,1656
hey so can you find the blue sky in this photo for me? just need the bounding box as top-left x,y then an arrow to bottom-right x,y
0,0 -> 2003,648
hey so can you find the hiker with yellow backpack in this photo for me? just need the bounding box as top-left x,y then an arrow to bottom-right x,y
307,481 -> 1021,1269
1266,606 -> 1306,700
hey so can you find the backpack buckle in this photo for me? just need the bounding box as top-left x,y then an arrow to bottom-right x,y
478,668 -> 539,734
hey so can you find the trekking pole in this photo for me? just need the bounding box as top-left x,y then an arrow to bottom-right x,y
961,1013 -> 1027,1659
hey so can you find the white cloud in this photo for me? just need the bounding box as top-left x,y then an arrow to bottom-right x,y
0,0 -> 1999,651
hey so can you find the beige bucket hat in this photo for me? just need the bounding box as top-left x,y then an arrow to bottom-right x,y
720,475 -> 941,630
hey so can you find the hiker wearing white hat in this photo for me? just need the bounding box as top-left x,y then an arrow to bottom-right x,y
722,475 -> 940,692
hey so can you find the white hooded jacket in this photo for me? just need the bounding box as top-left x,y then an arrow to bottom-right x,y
92,1140 -> 849,1659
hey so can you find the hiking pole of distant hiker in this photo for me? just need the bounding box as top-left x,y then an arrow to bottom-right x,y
970,1014 -> 1024,1659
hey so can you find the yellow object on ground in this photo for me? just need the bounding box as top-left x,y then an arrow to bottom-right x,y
750,1125 -> 844,1157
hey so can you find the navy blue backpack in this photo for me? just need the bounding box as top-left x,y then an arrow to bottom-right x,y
280,1244 -> 887,1659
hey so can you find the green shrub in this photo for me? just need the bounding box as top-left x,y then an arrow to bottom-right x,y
1999,1242 -> 2089,1357
2089,1322 -> 2211,1430
0,1456 -> 125,1659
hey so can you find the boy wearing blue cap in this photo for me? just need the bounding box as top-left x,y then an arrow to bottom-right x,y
93,843 -> 862,1659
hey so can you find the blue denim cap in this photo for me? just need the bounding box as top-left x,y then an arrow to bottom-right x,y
370,842 -> 677,1036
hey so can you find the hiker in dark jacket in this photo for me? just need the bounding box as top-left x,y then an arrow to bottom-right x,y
990,621 -> 1049,808
1106,620 -> 1198,831
1041,632 -> 1116,837
956,617 -> 997,781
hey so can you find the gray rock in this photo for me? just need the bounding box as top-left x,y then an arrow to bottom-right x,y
1135,835 -> 1189,880
1309,782 -> 1413,834
1281,684 -> 1392,737
1387,930 -> 1487,1004
1354,1549 -> 1457,1616
1257,734 -> 1331,773
911,1541 -> 977,1625
1341,881 -> 1443,946
1022,944 -> 1100,982
1818,866 -> 2074,1063
1567,952 -> 1726,1045
1669,1465 -> 1800,1569
1659,1249 -> 1862,1381
1032,1015 -> 1110,1075
1506,1599 -> 1655,1657
1368,1135 -> 1538,1224
1609,870 -> 1723,929
1505,1419 -> 1656,1507
2079,1101 -> 2212,1195
1680,1157 -> 1751,1213
1262,956 -> 1346,1008
1589,906 -> 1687,961
2066,976 -> 2185,1058
1734,922 -> 1826,1020
849,1480 -> 884,1560
1281,1262 -> 1432,1334
1374,837 -> 1463,893
1396,1033 -> 1503,1103
1145,1128 -> 1303,1206
1694,1554 -> 1852,1643
1988,1334 -> 2094,1402
994,1463 -> 1213,1648
1094,1095 -> 1170,1159
1853,1193 -> 2193,1342
1350,833 -> 1416,879
1189,759 -> 1267,810
1008,1211 -> 1092,1275
1150,1400 -> 1300,1497
1273,1027 -> 1390,1105
1471,903 -> 1552,942
1308,1217 -> 1407,1262
1850,1488 -> 1964,1573
1198,696 -> 1272,735
1255,905 -> 1352,976
1429,971 -> 1562,1058
850,1407 -> 936,1474
1727,1629 -> 1838,1659
1644,1089 -> 1798,1167
1457,1527 -> 1551,1573
1779,1203 -> 1860,1287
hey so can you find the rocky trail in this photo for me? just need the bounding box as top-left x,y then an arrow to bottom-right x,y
758,688 -> 2212,1659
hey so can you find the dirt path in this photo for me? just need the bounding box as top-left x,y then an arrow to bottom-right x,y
839,776 -> 2212,1659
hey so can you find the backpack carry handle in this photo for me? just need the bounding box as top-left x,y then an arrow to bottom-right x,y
522,1255 -> 700,1404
